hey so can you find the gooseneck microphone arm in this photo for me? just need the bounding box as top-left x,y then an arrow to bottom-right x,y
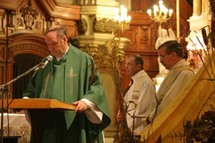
0,55 -> 53,89
0,55 -> 53,142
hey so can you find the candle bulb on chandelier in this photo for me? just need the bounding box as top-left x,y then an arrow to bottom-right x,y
120,5 -> 128,21
147,0 -> 173,24
147,9 -> 152,16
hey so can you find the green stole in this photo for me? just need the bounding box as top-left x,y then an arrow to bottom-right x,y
40,47 -> 87,129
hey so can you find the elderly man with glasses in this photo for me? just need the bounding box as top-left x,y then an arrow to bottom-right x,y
23,25 -> 110,143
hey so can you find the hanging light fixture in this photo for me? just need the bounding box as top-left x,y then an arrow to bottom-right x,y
113,5 -> 132,32
147,0 -> 173,27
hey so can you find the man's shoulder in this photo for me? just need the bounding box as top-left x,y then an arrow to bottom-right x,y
137,70 -> 151,78
180,68 -> 195,76
134,70 -> 153,82
69,44 -> 92,59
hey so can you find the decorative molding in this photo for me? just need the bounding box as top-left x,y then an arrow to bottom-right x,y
5,1 -> 47,35
8,33 -> 49,59
129,11 -> 153,25
38,0 -> 80,20
77,0 -> 119,6
20,0 -> 38,30
94,18 -> 117,33
0,0 -> 24,10
9,44 -> 48,58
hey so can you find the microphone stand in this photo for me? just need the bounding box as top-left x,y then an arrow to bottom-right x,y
0,61 -> 45,143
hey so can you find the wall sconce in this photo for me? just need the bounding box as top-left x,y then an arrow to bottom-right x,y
147,0 -> 173,27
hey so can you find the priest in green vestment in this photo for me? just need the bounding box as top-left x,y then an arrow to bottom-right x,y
23,25 -> 111,143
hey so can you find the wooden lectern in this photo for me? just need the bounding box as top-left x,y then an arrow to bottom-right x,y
3,98 -> 76,143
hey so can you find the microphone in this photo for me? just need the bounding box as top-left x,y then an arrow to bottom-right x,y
40,55 -> 54,69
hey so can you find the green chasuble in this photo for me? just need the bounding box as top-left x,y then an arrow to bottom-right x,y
23,44 -> 111,143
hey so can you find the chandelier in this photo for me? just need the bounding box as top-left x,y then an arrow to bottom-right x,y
113,5 -> 131,32
147,0 -> 173,27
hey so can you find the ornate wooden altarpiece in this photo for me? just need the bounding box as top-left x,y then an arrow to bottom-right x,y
0,0 -> 193,141
0,0 -> 80,99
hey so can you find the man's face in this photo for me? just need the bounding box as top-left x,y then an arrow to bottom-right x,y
158,47 -> 174,70
125,57 -> 140,76
45,31 -> 68,58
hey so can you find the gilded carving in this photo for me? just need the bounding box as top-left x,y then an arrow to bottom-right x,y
1,0 -> 47,35
20,0 -> 38,29
80,37 -> 126,73
94,18 -> 117,33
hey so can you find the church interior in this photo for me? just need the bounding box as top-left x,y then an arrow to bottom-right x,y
0,0 -> 215,142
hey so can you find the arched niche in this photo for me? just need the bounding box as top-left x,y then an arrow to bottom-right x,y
8,33 -> 49,58
7,33 -> 50,99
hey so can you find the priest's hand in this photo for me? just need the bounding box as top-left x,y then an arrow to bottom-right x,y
73,100 -> 89,112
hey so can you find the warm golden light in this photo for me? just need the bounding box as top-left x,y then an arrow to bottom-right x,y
96,5 -> 131,33
113,5 -> 131,32
147,0 -> 173,26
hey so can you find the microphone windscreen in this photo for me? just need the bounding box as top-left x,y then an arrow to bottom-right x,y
46,55 -> 54,62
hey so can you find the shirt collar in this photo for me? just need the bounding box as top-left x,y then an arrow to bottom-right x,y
131,70 -> 145,80
171,59 -> 188,69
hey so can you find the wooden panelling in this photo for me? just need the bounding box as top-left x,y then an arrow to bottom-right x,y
0,0 -> 24,10
0,0 -> 80,97
121,11 -> 159,79
38,0 -> 80,20
120,0 -> 192,82
0,63 -> 6,85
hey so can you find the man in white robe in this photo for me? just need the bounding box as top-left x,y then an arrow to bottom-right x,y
117,55 -> 156,135
156,40 -> 195,115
